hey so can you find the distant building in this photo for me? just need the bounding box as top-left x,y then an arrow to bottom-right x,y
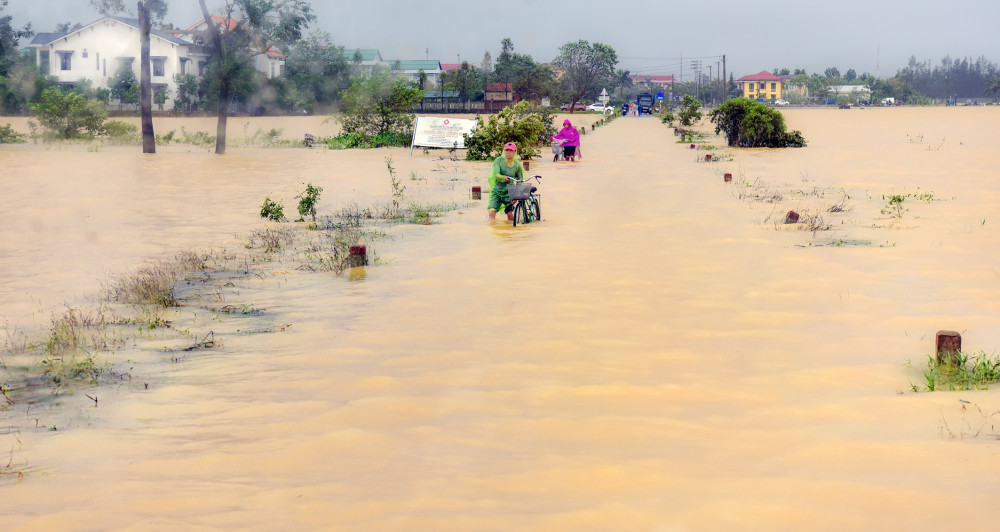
343,48 -> 384,74
178,16 -> 285,79
386,59 -> 442,88
629,74 -> 675,91
736,71 -> 784,101
485,83 -> 512,112
829,85 -> 872,99
28,16 -> 195,107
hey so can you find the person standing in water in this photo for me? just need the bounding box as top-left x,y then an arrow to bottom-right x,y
550,119 -> 581,162
487,142 -> 525,222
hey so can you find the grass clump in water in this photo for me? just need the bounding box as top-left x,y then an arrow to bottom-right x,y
913,351 -> 1000,392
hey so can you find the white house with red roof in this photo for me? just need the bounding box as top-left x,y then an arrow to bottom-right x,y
736,71 -> 784,101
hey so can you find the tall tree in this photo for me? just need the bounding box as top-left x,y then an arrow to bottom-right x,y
1,0 -> 32,77
282,30 -> 349,112
441,61 -> 481,101
553,40 -> 618,112
90,0 -> 167,153
198,0 -> 314,154
339,68 -> 422,137
491,38 -> 554,102
615,68 -> 632,99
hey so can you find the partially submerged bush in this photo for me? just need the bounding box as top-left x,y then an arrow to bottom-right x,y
0,123 -> 26,143
678,95 -> 702,126
321,131 -> 411,149
296,183 -> 323,222
710,98 -> 807,148
464,101 -> 545,161
101,120 -> 139,144
29,88 -> 107,139
260,197 -> 286,221
106,263 -> 179,307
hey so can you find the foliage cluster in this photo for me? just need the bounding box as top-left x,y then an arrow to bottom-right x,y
260,197 -> 285,221
321,131 -> 411,150
463,101 -> 545,161
258,183 -> 324,223
0,122 -> 25,142
296,183 -> 323,222
338,69 -> 422,137
29,88 -> 108,138
709,98 -> 807,148
678,95 -> 702,126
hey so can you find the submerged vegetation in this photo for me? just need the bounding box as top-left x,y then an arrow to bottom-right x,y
710,98 -> 806,148
911,351 -> 1000,392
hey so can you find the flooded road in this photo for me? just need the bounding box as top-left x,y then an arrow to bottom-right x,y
2,109 -> 1000,530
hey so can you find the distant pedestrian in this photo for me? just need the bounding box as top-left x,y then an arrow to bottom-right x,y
550,120 -> 581,162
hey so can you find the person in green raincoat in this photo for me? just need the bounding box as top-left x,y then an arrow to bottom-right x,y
487,142 -> 525,222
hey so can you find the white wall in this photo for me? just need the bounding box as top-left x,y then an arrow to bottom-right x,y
39,19 -> 190,106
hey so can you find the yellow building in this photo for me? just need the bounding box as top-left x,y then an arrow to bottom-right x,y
736,71 -> 784,101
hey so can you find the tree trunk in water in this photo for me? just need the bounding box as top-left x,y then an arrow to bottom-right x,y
199,0 -> 227,154
138,0 -> 155,153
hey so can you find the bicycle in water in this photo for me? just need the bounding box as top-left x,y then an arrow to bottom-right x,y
507,175 -> 542,227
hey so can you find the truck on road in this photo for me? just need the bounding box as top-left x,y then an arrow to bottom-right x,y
636,93 -> 654,115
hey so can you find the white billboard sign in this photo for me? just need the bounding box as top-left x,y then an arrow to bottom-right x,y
410,116 -> 478,153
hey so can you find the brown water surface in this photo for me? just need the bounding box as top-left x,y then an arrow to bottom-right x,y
2,108 -> 999,530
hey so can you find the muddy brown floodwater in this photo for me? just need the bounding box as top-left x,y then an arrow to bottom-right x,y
2,108 -> 1000,530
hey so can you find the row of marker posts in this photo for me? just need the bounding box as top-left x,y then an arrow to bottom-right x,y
676,127 -> 968,359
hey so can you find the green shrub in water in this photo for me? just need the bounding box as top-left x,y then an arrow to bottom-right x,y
296,184 -> 323,222
260,197 -> 286,221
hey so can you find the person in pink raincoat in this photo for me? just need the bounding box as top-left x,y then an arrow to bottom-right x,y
550,119 -> 581,162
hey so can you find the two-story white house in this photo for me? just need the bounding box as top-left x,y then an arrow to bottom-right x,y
29,16 -> 197,107
28,15 -> 288,109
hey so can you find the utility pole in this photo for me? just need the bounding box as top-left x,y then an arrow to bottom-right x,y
708,65 -> 712,105
722,55 -> 727,102
717,60 -> 721,104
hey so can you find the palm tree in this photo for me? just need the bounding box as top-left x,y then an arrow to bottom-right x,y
615,69 -> 632,99
985,77 -> 1000,102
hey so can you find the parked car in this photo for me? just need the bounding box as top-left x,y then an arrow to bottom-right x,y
775,99 -> 790,106
586,103 -> 611,112
560,102 -> 587,111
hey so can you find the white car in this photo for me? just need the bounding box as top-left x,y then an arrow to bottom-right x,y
586,103 -> 612,112
774,99 -> 790,106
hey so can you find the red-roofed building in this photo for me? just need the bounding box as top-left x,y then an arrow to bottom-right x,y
736,71 -> 784,101
485,83 -> 512,112
629,74 -> 676,90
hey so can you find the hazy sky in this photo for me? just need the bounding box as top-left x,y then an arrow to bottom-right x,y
8,0 -> 1000,80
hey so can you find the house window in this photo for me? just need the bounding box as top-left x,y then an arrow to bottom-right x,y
771,83 -> 776,90
152,57 -> 165,77
57,51 -> 72,71
749,83 -> 755,90
82,49 -> 88,58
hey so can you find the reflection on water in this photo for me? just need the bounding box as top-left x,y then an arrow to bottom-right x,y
2,109 -> 1000,530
